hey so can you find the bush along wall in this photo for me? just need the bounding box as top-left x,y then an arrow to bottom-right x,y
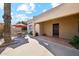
69,35 -> 79,49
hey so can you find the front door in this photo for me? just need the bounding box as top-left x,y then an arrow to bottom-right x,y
53,24 -> 59,37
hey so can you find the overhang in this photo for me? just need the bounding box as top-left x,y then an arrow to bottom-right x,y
34,3 -> 79,23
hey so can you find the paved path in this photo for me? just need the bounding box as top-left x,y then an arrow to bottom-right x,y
1,35 -> 79,56
34,36 -> 79,56
0,36 -> 53,56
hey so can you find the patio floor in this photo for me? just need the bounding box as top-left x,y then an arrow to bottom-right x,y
34,36 -> 73,48
33,36 -> 79,56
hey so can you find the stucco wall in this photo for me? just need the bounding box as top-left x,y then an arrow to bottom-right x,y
39,23 -> 45,35
39,15 -> 79,39
35,24 -> 40,34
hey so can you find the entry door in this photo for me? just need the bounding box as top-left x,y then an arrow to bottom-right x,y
53,24 -> 59,37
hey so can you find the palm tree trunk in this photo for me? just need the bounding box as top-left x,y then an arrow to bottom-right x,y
3,3 -> 11,43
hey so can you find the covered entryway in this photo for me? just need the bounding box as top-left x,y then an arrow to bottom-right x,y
33,4 -> 79,39
34,13 -> 79,39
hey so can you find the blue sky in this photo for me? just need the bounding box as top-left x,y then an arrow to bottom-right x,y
0,3 -> 61,25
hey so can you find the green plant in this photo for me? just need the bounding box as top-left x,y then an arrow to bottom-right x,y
17,21 -> 27,31
22,27 -> 27,30
69,35 -> 79,49
29,31 -> 33,35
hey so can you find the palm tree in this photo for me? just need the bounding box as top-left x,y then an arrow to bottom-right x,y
3,3 -> 11,43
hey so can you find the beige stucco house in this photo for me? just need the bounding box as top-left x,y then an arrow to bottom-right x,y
32,3 -> 79,39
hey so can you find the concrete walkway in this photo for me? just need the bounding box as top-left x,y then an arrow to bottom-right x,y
1,35 -> 79,56
0,35 -> 53,56
34,36 -> 79,56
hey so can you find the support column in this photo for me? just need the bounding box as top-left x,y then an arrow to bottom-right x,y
3,3 -> 11,43
32,22 -> 36,37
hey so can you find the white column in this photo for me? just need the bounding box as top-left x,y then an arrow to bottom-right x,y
32,23 -> 36,36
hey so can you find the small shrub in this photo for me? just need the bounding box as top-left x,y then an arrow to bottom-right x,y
69,35 -> 79,49
29,31 -> 33,35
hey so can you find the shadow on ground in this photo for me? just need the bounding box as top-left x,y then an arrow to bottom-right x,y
0,36 -> 29,54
